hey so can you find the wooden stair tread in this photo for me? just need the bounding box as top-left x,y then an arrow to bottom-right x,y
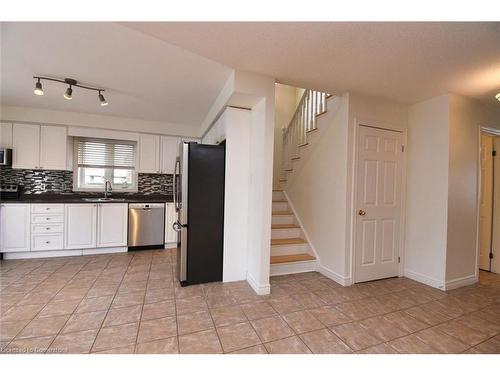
270,253 -> 316,264
271,238 -> 306,245
272,224 -> 300,229
272,211 -> 293,216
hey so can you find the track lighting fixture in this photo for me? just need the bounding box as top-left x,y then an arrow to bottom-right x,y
64,86 -> 73,100
98,91 -> 108,106
34,78 -> 44,96
33,76 -> 109,106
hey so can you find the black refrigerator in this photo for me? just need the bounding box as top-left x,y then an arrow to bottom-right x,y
173,141 -> 225,286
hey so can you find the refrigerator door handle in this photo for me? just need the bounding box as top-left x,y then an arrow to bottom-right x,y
174,159 -> 181,211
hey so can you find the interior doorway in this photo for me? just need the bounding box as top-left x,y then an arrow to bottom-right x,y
479,130 -> 500,274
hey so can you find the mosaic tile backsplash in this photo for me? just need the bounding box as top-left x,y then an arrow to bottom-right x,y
0,166 -> 173,195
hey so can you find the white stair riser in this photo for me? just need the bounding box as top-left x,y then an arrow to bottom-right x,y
272,191 -> 284,201
271,243 -> 310,256
272,215 -> 295,225
270,260 -> 317,276
271,228 -> 302,239
272,202 -> 288,211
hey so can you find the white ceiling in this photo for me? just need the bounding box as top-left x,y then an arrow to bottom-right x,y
1,22 -> 232,126
124,22 -> 500,105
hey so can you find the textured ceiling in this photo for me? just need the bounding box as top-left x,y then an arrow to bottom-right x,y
124,22 -> 500,105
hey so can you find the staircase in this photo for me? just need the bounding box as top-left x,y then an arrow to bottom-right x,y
270,190 -> 317,275
279,89 -> 332,189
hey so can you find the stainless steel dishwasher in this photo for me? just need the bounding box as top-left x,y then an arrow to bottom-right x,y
128,203 -> 165,248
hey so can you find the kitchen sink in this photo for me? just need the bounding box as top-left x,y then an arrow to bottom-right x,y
81,197 -> 126,202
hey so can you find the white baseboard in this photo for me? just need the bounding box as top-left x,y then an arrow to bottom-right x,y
164,242 -> 177,249
2,246 -> 127,260
283,191 -> 320,261
3,249 -> 83,259
444,274 -> 478,291
404,268 -> 445,290
82,247 -> 127,255
270,260 -> 317,276
318,264 -> 352,286
246,272 -> 271,295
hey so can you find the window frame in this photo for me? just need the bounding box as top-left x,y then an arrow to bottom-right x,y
72,137 -> 138,193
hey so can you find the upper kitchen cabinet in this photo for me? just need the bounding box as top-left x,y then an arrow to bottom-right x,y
12,124 -> 67,171
39,126 -> 68,170
138,134 -> 160,173
160,136 -> 180,174
12,123 -> 40,169
0,122 -> 13,148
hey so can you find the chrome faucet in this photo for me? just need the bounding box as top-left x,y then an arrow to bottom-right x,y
104,180 -> 112,198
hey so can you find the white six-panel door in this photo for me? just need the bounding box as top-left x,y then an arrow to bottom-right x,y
355,125 -> 404,282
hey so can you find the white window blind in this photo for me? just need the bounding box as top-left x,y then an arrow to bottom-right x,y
76,138 -> 135,169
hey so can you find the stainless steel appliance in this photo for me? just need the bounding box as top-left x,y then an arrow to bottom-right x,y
0,148 -> 12,166
0,184 -> 21,200
128,203 -> 165,249
173,141 -> 225,286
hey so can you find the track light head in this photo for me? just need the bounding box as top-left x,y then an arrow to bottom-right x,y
64,86 -> 73,100
34,79 -> 44,96
98,91 -> 108,106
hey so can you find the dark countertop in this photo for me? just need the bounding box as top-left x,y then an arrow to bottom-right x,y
1,193 -> 173,204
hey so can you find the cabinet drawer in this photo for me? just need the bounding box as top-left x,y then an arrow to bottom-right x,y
31,234 -> 64,251
32,224 -> 64,234
32,214 -> 64,224
31,204 -> 64,214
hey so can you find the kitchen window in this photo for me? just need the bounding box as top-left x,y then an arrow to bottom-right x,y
73,137 -> 137,192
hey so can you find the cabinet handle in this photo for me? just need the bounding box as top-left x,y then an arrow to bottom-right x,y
46,218 -> 50,221
46,241 -> 50,244
46,227 -> 50,230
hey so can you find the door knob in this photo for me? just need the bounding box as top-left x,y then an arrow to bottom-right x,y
358,209 -> 366,216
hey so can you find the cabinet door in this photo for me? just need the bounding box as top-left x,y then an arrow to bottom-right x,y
0,204 -> 31,252
12,123 -> 40,169
65,204 -> 97,249
97,204 -> 128,248
160,136 -> 180,174
138,134 -> 160,173
39,125 -> 67,170
0,122 -> 13,148
165,203 -> 178,244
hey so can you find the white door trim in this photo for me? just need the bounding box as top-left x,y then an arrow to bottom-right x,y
476,126 -> 500,277
350,119 -> 407,284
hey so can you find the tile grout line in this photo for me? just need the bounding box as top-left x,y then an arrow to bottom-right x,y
132,254 -> 153,352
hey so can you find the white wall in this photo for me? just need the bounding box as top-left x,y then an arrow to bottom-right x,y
274,84 -> 300,188
0,105 -> 199,137
405,95 -> 450,288
201,70 -> 276,294
446,95 -> 500,285
286,92 -> 408,285
202,107 -> 252,282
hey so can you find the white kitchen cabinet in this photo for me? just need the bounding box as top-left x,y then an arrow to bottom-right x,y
31,204 -> 65,251
97,203 -> 128,247
65,204 -> 97,249
0,204 -> 31,252
160,136 -> 180,174
39,125 -> 67,170
138,134 -> 160,173
0,122 -> 13,148
165,203 -> 177,245
12,123 -> 40,169
12,123 -> 67,170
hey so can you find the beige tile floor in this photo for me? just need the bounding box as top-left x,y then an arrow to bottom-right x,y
1,248 -> 499,354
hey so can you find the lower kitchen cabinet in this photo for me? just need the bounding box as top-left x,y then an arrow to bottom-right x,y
0,203 -> 31,252
165,203 -> 177,245
65,204 -> 97,249
97,203 -> 128,247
